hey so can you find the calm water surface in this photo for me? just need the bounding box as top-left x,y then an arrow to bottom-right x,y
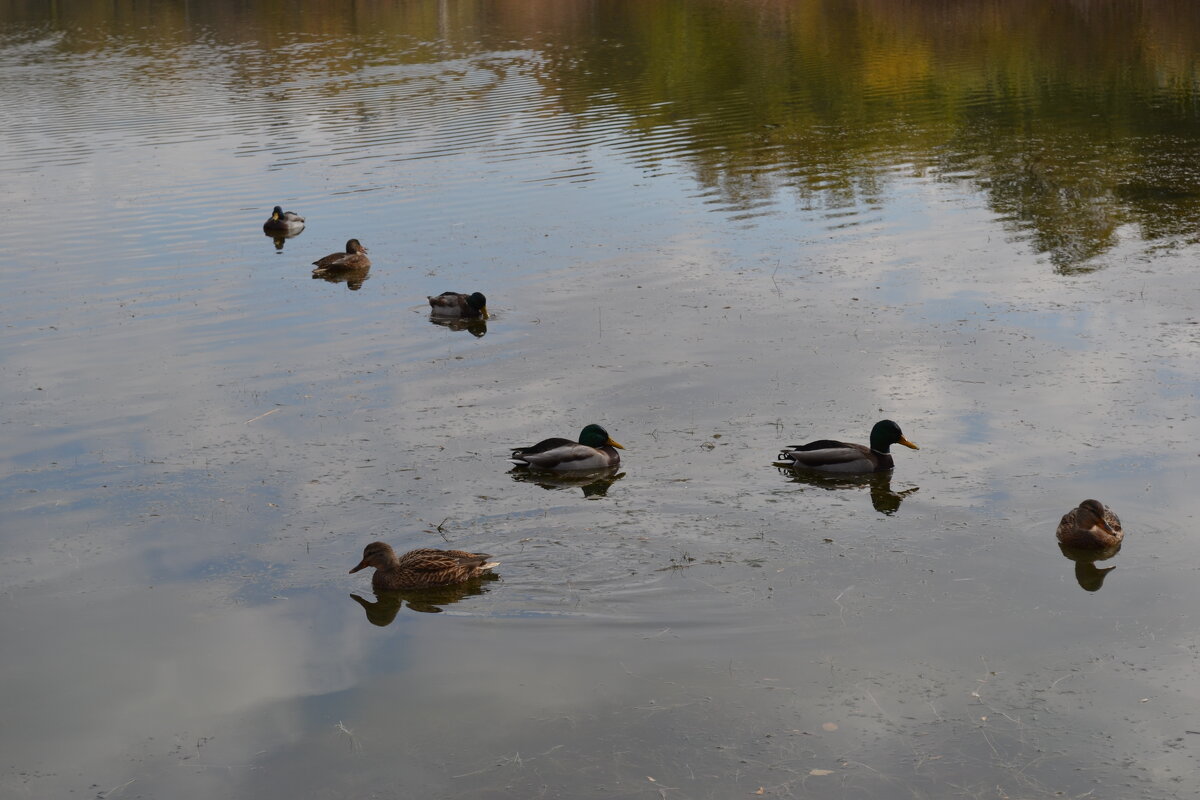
3,1 -> 1200,797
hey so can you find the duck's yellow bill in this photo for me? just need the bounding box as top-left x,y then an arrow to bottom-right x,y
898,436 -> 919,450
608,438 -> 625,449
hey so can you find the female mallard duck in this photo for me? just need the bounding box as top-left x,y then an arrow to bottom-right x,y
264,205 -> 305,233
1056,499 -> 1123,550
773,419 -> 918,474
428,291 -> 488,318
509,423 -> 624,471
312,239 -> 370,272
349,542 -> 499,591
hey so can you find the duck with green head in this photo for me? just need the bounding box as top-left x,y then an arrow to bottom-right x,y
773,419 -> 918,474
509,423 -> 624,471
428,291 -> 488,318
264,205 -> 305,233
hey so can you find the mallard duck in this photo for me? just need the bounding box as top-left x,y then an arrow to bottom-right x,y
349,542 -> 499,591
773,419 -> 918,474
509,423 -> 624,471
1056,499 -> 1123,550
428,291 -> 488,318
263,205 -> 305,233
312,239 -> 370,272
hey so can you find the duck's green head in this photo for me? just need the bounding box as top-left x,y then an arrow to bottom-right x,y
870,419 -> 918,453
271,205 -> 284,220
579,423 -> 624,450
468,292 -> 488,314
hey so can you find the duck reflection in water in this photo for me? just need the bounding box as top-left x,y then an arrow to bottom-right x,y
265,229 -> 303,251
776,467 -> 918,515
429,315 -> 488,338
350,575 -> 500,624
311,264 -> 370,291
509,466 -> 625,498
1057,544 -> 1120,592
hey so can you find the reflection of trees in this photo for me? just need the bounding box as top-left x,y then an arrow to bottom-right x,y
9,0 -> 1200,270
537,0 -> 1200,271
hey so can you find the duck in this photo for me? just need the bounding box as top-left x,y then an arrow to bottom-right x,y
312,239 -> 370,272
773,419 -> 918,474
349,542 -> 499,591
428,291 -> 488,318
263,205 -> 305,233
1056,499 -> 1123,550
509,423 -> 624,471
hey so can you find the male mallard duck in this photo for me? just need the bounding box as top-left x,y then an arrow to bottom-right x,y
1056,499 -> 1123,550
312,239 -> 370,272
263,205 -> 305,233
349,542 -> 499,591
773,419 -> 918,474
428,291 -> 488,318
509,423 -> 624,471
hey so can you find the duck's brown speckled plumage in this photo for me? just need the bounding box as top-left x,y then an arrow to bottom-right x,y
349,541 -> 499,591
313,239 -> 370,272
1056,499 -> 1123,550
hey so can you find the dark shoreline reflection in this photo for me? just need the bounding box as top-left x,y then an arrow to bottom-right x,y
429,315 -> 488,338
8,2 -> 1200,272
775,467 -> 918,515
350,574 -> 498,623
509,467 -> 625,498
311,264 -> 370,291
1058,543 -> 1121,592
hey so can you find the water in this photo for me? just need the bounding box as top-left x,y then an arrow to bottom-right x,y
3,1 -> 1200,797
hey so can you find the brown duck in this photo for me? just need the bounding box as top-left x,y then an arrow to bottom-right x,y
349,541 -> 499,591
1056,499 -> 1123,549
312,239 -> 370,272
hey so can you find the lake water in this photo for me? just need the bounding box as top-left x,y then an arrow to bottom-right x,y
3,1 -> 1200,797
